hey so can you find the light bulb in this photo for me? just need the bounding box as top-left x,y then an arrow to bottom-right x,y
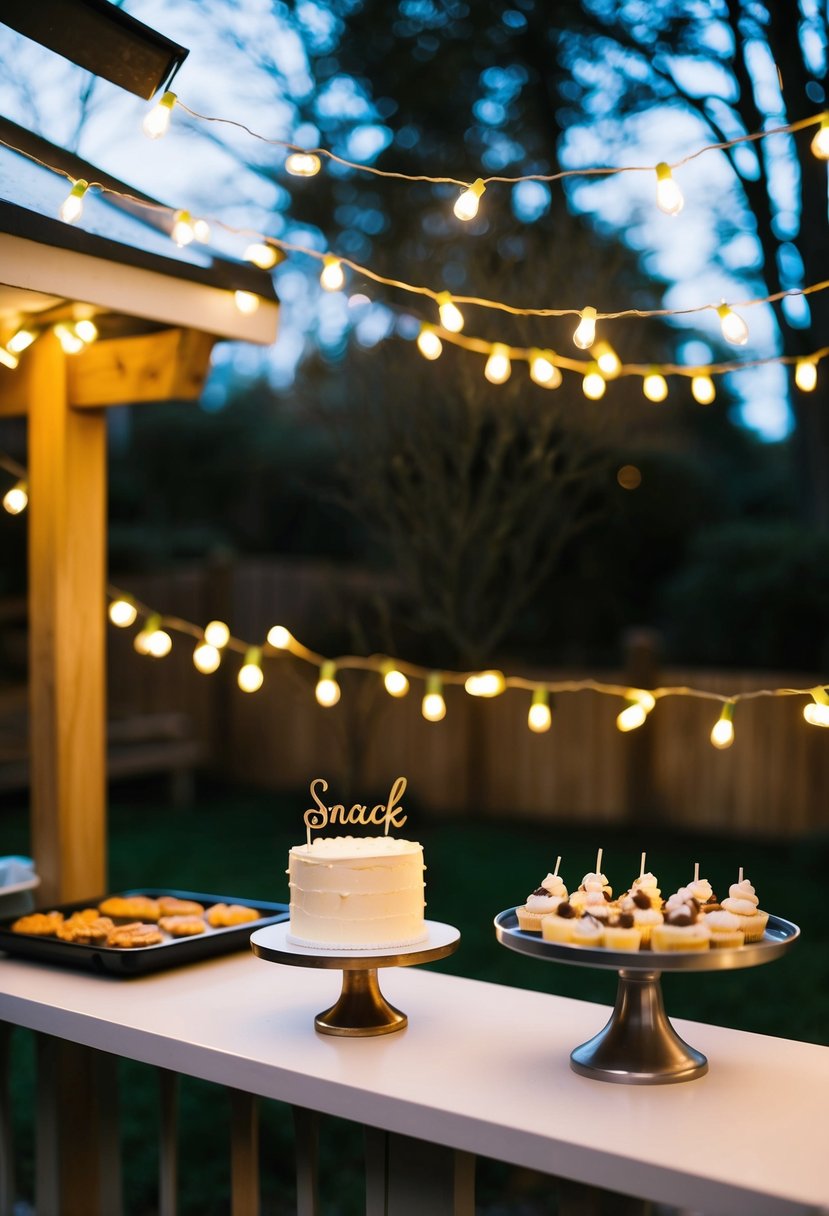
59,179 -> 89,224
710,702 -> 735,749
453,178 -> 485,221
53,324 -> 85,355
203,620 -> 230,649
593,342 -> 621,379
573,306 -> 597,350
0,346 -> 19,370
582,369 -> 606,400
267,625 -> 293,650
244,243 -> 280,270
143,91 -> 176,139
484,344 -> 511,385
804,702 -> 829,727
655,162 -> 684,216
635,690 -> 656,712
643,371 -> 668,403
285,152 -> 321,176
234,290 -> 260,314
528,688 -> 552,733
193,642 -> 221,675
464,670 -> 506,697
135,617 -> 172,658
617,701 -> 647,732
718,304 -> 749,346
315,661 -> 341,707
437,293 -> 464,333
422,673 -> 446,722
172,210 -> 195,246
3,480 -> 28,515
382,663 -> 409,697
238,647 -> 264,692
7,329 -> 36,354
691,374 -> 716,405
108,598 -> 137,627
192,219 -> 211,244
74,319 -> 98,344
795,359 -> 817,392
417,325 -> 443,360
529,350 -> 562,389
320,256 -> 345,292
811,116 -> 829,160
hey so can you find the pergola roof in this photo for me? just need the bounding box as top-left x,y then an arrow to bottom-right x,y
0,115 -> 279,344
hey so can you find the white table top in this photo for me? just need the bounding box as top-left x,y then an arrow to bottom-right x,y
1,950 -> 827,1216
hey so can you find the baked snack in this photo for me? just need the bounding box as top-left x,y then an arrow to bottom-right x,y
206,903 -> 260,928
56,912 -> 114,944
628,870 -> 661,909
619,889 -> 663,946
516,864 -> 568,931
11,911 -> 64,936
651,901 -> 710,951
602,911 -> 642,951
704,910 -> 745,949
158,915 -> 206,937
721,874 -> 768,942
99,895 -> 161,922
540,900 -> 578,943
106,922 -> 163,948
158,897 -> 205,917
288,836 -> 426,948
570,915 -> 603,947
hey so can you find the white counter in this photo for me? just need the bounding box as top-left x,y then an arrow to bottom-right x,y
1,951 -> 826,1215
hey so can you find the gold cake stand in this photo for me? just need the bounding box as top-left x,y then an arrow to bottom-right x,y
494,907 -> 799,1084
251,920 -> 460,1036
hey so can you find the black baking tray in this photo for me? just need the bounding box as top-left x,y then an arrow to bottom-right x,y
0,887 -> 289,977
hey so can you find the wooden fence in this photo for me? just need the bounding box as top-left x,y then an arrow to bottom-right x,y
98,560 -> 829,836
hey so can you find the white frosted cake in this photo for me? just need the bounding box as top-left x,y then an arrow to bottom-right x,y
287,836 -> 427,949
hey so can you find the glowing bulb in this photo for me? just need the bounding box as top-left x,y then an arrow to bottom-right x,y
59,179 -> 89,224
453,178 -> 485,221
382,662 -> 409,697
484,344 -> 511,385
0,346 -> 19,370
795,359 -> 817,392
73,319 -> 98,344
528,687 -> 552,733
238,647 -> 264,692
234,290 -> 260,314
267,625 -> 293,650
108,598 -> 137,627
617,701 -> 647,732
811,115 -> 829,160
135,616 -> 172,658
53,324 -> 85,355
203,620 -> 230,649
244,243 -> 280,270
464,670 -> 506,697
7,329 -> 36,354
286,152 -> 321,176
417,325 -> 443,360
582,368 -> 606,400
320,256 -> 345,292
593,342 -> 621,379
437,293 -> 464,333
573,306 -> 597,350
192,219 -> 211,244
315,660 -> 341,707
718,304 -> 749,346
804,702 -> 829,727
422,673 -> 446,722
143,91 -> 176,139
3,480 -> 27,515
655,162 -> 684,215
193,642 -> 221,674
635,690 -> 656,712
643,371 -> 668,403
529,350 -> 562,389
172,210 -> 196,246
710,702 -> 735,749
691,374 -> 716,405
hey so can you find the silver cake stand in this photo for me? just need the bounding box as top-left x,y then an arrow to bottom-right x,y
494,908 -> 799,1085
251,920 -> 460,1037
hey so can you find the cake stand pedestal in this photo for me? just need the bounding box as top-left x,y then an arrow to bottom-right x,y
251,920 -> 460,1037
494,908 -> 799,1084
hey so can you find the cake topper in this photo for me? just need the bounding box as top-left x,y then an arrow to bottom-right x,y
304,776 -> 408,845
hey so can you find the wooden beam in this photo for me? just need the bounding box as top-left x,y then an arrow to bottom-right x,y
28,332 -> 107,903
0,359 -> 30,417
68,328 -> 216,407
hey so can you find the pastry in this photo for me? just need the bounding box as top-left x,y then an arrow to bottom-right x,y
620,890 -> 663,946
651,903 -> 710,952
159,915 -> 206,937
627,868 -> 661,909
704,910 -> 745,949
206,903 -> 261,928
56,913 -> 114,944
158,897 -> 205,917
516,861 -> 568,931
685,864 -> 719,912
570,850 -> 612,912
106,922 -> 163,948
721,873 -> 768,942
99,895 -> 161,922
540,900 -> 578,943
601,911 -> 642,951
570,915 -> 603,947
11,911 -> 64,936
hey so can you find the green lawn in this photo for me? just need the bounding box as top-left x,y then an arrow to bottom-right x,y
3,784 -> 827,1214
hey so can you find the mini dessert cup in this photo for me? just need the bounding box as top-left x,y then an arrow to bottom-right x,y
704,910 -> 745,949
541,915 -> 575,945
741,909 -> 769,942
602,924 -> 641,951
570,916 -> 603,947
651,924 -> 710,952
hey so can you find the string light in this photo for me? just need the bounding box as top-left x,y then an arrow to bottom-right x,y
193,219 -> 211,243
7,329 -> 36,354
528,687 -> 552,733
320,256 -> 345,292
718,303 -> 749,346
573,306 -> 597,350
234,290 -> 260,314
594,342 -> 621,379
655,162 -> 684,215
643,370 -> 669,403
529,349 -> 562,388
710,701 -> 735,749
582,367 -> 606,400
464,670 -> 506,697
803,688 -> 829,727
2,480 -> 27,515
616,689 -> 655,732
811,115 -> 829,160
285,152 -> 321,177
53,324 -> 85,355
437,293 -> 464,333
267,625 -> 293,650
795,359 -> 817,392
416,324 -> 443,360
143,91 -> 177,139
238,646 -> 264,692
204,620 -> 231,649
382,661 -> 409,698
134,615 -> 172,658
315,660 -> 341,707
691,374 -> 716,404
453,178 -> 486,221
193,642 -> 221,674
244,243 -> 280,270
108,597 -> 138,627
484,344 -> 511,385
171,210 -> 196,246
0,347 -> 19,370
73,319 -> 98,344
59,179 -> 89,224
422,673 -> 446,722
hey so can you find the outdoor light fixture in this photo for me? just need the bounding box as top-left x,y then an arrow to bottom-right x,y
315,661 -> 341,707
484,345 -> 511,385
193,642 -> 221,674
108,598 -> 138,628
437,293 -> 464,333
529,350 -> 562,388
811,115 -> 829,160
453,178 -> 486,221
573,306 -> 597,350
134,615 -> 172,658
203,621 -> 231,649
171,210 -> 196,246
0,346 -> 19,370
422,673 -> 446,722
582,367 -> 606,400
320,257 -> 345,292
2,481 -> 28,515
655,162 -> 684,215
795,359 -> 817,392
527,687 -> 552,733
238,647 -> 264,692
691,375 -> 716,404
285,152 -> 321,176
143,91 -> 177,138
616,690 -> 655,733
593,342 -> 621,379
244,243 -> 280,270
717,304 -> 749,346
416,325 -> 443,360
6,328 -> 37,354
643,371 -> 669,403
710,702 -> 735,749
267,625 -> 293,650
53,324 -> 85,355
234,291 -> 260,314
382,662 -> 410,698
464,671 -> 506,697
59,179 -> 89,224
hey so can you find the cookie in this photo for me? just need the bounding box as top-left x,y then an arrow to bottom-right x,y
106,922 -> 163,948
11,911 -> 64,936
57,914 -> 114,944
99,896 -> 161,922
158,915 -> 205,937
206,903 -> 259,928
158,897 -> 205,918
